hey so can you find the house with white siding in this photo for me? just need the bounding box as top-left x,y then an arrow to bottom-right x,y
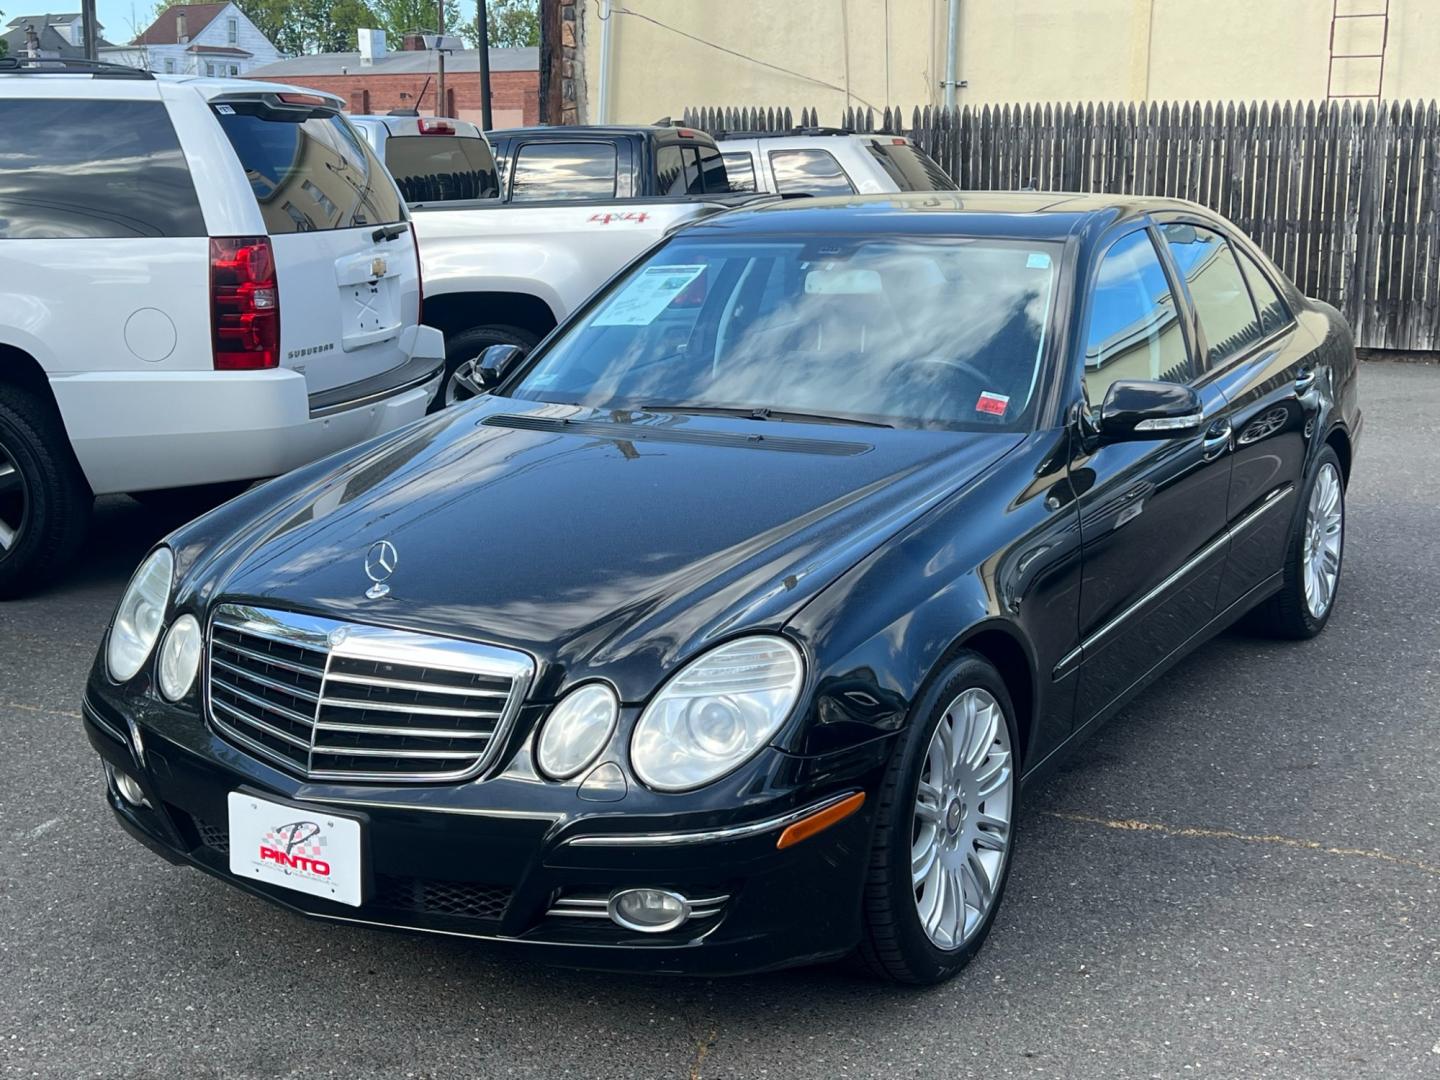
101,2 -> 279,77
2,13 -> 115,58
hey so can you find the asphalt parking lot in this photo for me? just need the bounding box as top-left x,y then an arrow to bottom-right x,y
1,361 -> 1437,1080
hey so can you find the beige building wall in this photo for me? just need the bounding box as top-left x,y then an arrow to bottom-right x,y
582,0 -> 1439,124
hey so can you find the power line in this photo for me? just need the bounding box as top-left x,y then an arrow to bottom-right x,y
605,4 -> 878,110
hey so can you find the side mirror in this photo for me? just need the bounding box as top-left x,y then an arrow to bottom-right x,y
445,343 -> 526,407
1096,380 -> 1203,442
476,343 -> 525,386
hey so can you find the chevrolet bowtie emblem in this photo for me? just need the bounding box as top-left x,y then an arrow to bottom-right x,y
370,256 -> 387,278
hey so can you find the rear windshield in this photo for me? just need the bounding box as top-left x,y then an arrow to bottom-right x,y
866,142 -> 957,192
509,141 -> 618,201
385,134 -> 499,203
0,98 -> 205,239
215,102 -> 404,233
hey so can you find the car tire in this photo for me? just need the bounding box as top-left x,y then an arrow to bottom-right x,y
0,385 -> 92,599
1246,444 -> 1345,640
856,651 -> 1019,985
129,481 -> 251,523
434,324 -> 540,412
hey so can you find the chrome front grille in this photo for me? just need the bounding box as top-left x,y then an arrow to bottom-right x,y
205,604 -> 533,783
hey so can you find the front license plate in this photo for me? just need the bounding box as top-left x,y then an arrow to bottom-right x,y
227,792 -> 363,907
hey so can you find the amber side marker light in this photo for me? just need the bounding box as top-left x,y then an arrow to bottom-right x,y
776,792 -> 866,850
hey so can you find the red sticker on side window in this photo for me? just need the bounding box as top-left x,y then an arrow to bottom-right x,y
976,391 -> 1010,416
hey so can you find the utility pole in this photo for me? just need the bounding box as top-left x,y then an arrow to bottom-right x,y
81,0 -> 99,58
436,0 -> 447,116
475,0 -> 493,130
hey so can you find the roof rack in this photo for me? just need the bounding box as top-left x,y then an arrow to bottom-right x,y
0,55 -> 154,79
711,126 -> 861,141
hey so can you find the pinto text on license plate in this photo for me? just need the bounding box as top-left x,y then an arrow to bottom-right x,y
227,792 -> 363,907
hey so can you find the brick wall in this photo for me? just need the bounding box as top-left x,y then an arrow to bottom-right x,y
257,69 -> 540,126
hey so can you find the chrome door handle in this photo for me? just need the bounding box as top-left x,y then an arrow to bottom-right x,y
1295,368 -> 1317,395
1202,420 -> 1232,460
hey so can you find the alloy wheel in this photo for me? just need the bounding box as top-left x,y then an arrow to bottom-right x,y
1303,462 -> 1343,619
0,437 -> 27,559
911,687 -> 1014,950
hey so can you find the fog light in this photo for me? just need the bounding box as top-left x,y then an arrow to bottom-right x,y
110,766 -> 150,809
607,888 -> 690,933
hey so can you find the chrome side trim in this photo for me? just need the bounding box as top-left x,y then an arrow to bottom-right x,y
1052,484 -> 1295,680
562,791 -> 860,848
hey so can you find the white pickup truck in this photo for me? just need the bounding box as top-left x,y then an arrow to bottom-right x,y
351,118 -> 746,404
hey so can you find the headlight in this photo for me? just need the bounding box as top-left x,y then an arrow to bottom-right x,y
106,547 -> 173,682
535,683 -> 619,780
630,636 -> 804,792
157,614 -> 202,701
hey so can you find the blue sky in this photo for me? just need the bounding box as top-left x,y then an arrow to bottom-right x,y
93,0 -> 483,47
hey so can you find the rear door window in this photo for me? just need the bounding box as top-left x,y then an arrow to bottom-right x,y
695,144 -> 729,193
1162,223 -> 1263,366
0,98 -> 205,239
865,140 -> 956,191
722,152 -> 757,192
657,143 -> 731,195
1237,249 -> 1292,335
215,102 -> 403,233
384,134 -> 499,203
509,141 -> 617,201
656,143 -> 686,195
768,149 -> 855,195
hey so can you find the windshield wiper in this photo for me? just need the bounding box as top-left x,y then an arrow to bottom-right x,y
635,405 -> 893,429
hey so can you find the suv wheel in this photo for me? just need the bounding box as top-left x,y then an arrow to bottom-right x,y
0,386 -> 92,599
436,325 -> 539,411
857,652 -> 1018,984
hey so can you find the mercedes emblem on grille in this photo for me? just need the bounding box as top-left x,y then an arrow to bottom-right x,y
364,540 -> 398,599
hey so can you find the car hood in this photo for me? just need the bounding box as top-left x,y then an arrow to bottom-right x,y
193,398 -> 1022,699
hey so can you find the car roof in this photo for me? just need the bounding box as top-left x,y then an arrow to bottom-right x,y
487,124 -> 699,138
687,190 -> 1218,242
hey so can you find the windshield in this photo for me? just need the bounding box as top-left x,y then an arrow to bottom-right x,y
509,235 -> 1060,431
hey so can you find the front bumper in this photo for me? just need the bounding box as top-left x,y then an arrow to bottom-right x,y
83,690 -> 880,976
51,325 -> 445,496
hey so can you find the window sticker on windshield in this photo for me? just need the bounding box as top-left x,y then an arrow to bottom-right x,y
1026,252 -> 1051,270
976,391 -> 1010,416
593,264 -> 707,326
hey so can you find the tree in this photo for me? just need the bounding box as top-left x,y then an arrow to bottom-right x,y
369,0 -> 461,41
484,0 -> 538,48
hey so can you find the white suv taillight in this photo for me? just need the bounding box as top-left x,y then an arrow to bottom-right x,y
210,236 -> 279,370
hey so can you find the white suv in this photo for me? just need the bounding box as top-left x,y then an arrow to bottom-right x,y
716,130 -> 956,196
0,59 -> 445,596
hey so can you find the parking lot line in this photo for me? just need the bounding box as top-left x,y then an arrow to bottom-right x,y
1048,810 -> 1440,878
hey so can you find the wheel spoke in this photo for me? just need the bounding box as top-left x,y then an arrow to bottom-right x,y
0,517 -> 14,551
971,749 -> 1009,797
912,830 -> 939,886
0,462 -> 19,496
967,702 -> 998,770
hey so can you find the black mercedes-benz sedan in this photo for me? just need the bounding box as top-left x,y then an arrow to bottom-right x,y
84,192 -> 1360,984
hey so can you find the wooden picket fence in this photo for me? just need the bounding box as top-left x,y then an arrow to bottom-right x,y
683,100 -> 1440,352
